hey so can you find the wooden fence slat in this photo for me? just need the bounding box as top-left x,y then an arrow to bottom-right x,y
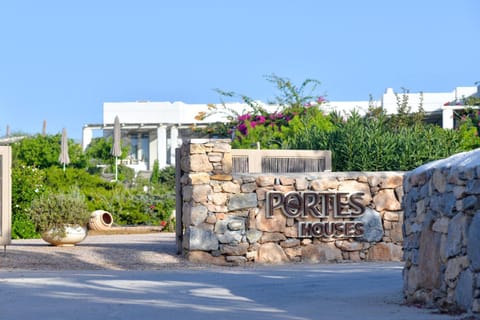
232,149 -> 331,173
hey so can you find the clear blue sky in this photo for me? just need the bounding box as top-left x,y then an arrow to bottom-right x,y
1,0 -> 479,141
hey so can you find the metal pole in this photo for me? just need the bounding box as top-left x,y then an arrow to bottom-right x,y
115,156 -> 118,181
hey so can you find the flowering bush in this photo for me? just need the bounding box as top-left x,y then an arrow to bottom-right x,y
197,75 -> 333,149
228,99 -> 332,149
455,110 -> 480,150
144,192 -> 175,231
230,110 -> 290,148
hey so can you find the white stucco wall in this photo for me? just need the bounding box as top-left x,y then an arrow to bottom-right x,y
382,86 -> 478,114
103,101 -> 274,125
103,86 -> 479,126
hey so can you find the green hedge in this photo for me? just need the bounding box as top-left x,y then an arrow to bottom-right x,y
12,163 -> 176,238
287,111 -> 465,171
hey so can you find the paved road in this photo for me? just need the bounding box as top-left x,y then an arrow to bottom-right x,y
0,234 -> 467,320
0,265 -> 465,320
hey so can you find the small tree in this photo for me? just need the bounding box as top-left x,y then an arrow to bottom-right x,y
390,88 -> 425,129
84,137 -> 115,164
12,134 -> 86,169
150,160 -> 160,184
84,136 -> 129,175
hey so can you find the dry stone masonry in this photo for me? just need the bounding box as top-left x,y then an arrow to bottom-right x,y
403,149 -> 480,315
179,139 -> 404,266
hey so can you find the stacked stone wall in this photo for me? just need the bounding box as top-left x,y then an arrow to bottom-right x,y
403,149 -> 480,314
179,139 -> 405,265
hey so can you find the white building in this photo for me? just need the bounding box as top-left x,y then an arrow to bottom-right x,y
82,86 -> 479,172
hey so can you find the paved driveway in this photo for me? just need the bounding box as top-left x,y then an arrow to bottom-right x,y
0,233 -> 464,320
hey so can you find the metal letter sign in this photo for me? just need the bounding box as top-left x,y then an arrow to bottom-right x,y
266,191 -> 366,238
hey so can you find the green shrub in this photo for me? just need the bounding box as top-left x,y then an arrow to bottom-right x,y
154,165 -> 176,189
325,111 -> 394,171
287,110 -> 464,171
285,88 -> 467,171
150,160 -> 160,184
456,114 -> 480,150
11,165 -> 46,239
117,164 -> 135,183
43,166 -> 112,192
12,134 -> 86,169
199,77 -> 474,172
83,182 -> 175,227
84,136 -> 129,166
282,106 -> 332,149
392,125 -> 462,170
30,189 -> 91,237
12,137 -> 177,238
12,212 -> 39,239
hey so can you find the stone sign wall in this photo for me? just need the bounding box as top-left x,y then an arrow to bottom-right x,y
178,139 -> 404,265
403,149 -> 480,314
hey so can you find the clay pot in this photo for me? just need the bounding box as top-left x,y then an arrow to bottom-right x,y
89,210 -> 113,231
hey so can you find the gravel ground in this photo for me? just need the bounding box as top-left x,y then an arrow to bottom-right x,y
0,232 -> 193,271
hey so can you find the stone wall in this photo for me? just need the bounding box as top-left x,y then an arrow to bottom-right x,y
403,149 -> 480,314
179,139 -> 405,265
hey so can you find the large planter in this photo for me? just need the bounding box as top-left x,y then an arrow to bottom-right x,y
41,225 -> 88,246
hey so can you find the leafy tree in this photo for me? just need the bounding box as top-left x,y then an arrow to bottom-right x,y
11,133 -> 86,169
84,136 -> 130,176
84,137 -> 115,164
